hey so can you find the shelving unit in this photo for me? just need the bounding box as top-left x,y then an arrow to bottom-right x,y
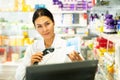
88,1 -> 120,79
53,11 -> 88,38
88,32 -> 120,80
91,26 -> 120,79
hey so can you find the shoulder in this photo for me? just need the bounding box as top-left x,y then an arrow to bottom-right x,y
32,39 -> 43,45
55,34 -> 66,41
53,35 -> 67,48
56,36 -> 66,43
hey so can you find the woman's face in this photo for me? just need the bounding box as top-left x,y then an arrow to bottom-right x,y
34,16 -> 55,40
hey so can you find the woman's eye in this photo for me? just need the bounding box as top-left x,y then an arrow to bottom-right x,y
37,25 -> 42,28
45,23 -> 50,26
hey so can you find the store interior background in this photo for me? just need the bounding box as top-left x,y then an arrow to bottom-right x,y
0,0 -> 120,80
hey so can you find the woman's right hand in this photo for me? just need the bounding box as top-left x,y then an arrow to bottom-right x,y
31,52 -> 43,65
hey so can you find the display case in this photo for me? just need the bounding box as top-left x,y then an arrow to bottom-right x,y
88,0 -> 120,79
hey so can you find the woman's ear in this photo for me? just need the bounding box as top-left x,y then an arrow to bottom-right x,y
53,22 -> 55,27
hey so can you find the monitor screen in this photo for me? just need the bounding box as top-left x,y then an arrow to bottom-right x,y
26,60 -> 98,80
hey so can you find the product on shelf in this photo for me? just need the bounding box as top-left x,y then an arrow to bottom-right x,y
104,14 -> 117,34
0,35 -> 8,46
22,31 -> 34,45
0,47 -> 6,63
96,37 -> 114,49
52,0 -> 93,11
116,16 -> 120,35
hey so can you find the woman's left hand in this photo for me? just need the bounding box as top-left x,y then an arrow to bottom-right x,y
67,50 -> 84,62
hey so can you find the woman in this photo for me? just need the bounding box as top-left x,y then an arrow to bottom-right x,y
15,8 -> 84,80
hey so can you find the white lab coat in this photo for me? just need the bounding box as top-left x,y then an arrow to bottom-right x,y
15,35 -> 74,80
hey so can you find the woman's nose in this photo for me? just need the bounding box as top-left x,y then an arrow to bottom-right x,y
42,26 -> 47,32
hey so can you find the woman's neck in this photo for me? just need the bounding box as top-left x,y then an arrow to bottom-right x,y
44,34 -> 55,48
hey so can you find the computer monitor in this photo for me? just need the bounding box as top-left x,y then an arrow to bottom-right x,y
26,60 -> 98,80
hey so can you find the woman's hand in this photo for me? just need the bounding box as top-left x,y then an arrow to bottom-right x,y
31,52 -> 43,65
67,50 -> 84,62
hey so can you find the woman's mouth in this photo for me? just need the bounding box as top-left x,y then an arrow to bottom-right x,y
43,32 -> 49,36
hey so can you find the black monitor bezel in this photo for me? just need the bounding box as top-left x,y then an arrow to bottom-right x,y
26,60 -> 98,80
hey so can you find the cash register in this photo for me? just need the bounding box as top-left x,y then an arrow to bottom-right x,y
26,60 -> 98,80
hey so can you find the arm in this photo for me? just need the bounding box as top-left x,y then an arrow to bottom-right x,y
15,45 -> 44,80
15,46 -> 32,80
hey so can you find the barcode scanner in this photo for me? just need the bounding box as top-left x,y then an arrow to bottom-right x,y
33,48 -> 55,65
42,48 -> 54,56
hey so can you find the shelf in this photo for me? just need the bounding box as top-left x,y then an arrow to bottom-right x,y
0,11 -> 34,14
91,5 -> 120,11
0,10 -> 87,14
57,34 -> 85,37
56,24 -> 86,28
0,62 -> 19,66
51,10 -> 87,14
